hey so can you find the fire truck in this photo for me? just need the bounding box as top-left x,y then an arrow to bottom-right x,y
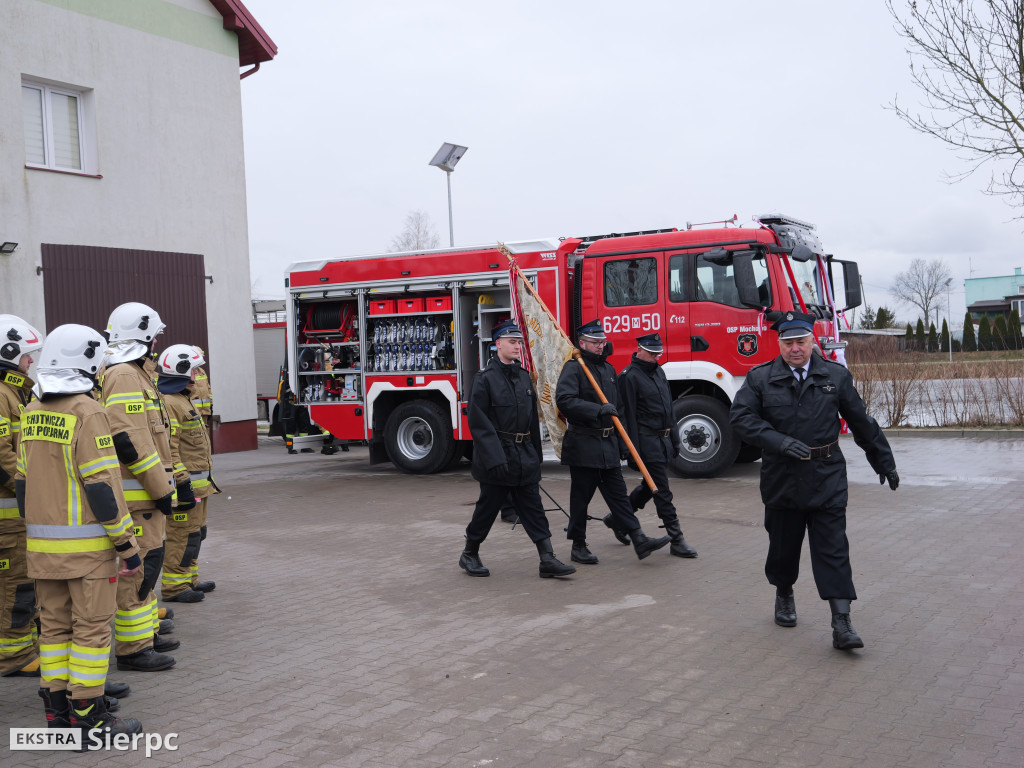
281,214 -> 861,478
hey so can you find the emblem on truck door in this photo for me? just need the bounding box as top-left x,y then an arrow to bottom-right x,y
737,334 -> 758,357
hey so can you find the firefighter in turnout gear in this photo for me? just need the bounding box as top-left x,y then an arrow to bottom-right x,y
101,303 -> 178,671
17,324 -> 144,741
602,333 -> 698,558
0,315 -> 43,677
459,321 -> 575,579
555,320 -> 671,564
157,345 -> 216,601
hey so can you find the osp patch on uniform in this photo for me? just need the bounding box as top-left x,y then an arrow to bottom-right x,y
95,434 -> 114,450
3,371 -> 25,387
0,423 -> 9,438
21,411 -> 77,444
125,403 -> 144,414
0,558 -> 10,570
173,513 -> 188,522
133,525 -> 143,537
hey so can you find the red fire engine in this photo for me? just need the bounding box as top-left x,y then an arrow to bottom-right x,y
281,214 -> 861,478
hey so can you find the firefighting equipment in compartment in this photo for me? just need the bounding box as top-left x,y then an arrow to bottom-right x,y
366,317 -> 453,372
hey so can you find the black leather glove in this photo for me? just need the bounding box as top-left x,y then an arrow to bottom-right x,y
598,402 -> 618,418
779,437 -> 811,460
492,463 -> 510,481
155,492 -> 174,515
175,480 -> 196,511
880,470 -> 899,490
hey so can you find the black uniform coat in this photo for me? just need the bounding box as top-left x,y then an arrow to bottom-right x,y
555,349 -> 624,469
619,354 -> 681,464
468,357 -> 543,486
730,353 -> 895,510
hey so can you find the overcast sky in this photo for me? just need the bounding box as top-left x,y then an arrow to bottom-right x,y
239,0 -> 1024,327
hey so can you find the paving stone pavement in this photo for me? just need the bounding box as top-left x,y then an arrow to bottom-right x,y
2,434 -> 1022,767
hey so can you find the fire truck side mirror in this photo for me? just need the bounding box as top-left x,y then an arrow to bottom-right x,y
732,253 -> 763,309
790,244 -> 815,262
704,247 -> 732,266
834,259 -> 862,311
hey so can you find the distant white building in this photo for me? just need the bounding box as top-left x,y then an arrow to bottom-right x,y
0,0 -> 277,451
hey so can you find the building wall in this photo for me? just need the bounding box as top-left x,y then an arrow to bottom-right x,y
0,0 -> 258,440
964,267 -> 1024,307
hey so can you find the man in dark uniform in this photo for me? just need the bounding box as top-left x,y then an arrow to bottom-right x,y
729,311 -> 899,650
602,333 -> 697,558
555,319 -> 670,565
458,320 -> 575,579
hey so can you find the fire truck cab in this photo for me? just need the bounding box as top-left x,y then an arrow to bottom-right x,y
282,214 -> 861,478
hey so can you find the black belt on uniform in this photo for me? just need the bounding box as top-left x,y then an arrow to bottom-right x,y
800,439 -> 839,460
568,424 -> 615,438
640,428 -> 672,438
497,430 -> 531,443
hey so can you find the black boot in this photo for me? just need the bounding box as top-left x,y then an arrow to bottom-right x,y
570,540 -> 599,564
38,687 -> 70,729
662,517 -> 697,558
631,528 -> 671,560
105,696 -> 120,713
158,619 -> 174,635
774,587 -> 797,627
193,580 -> 216,593
69,694 -> 142,750
163,588 -> 204,603
829,599 -> 864,650
602,514 -> 631,546
458,539 -> 490,577
536,538 -> 576,578
104,680 -> 130,699
115,647 -> 176,672
153,633 -> 180,653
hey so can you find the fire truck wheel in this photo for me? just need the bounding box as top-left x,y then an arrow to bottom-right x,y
384,401 -> 455,474
670,395 -> 739,478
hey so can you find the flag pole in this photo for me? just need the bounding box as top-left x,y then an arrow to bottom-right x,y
499,243 -> 658,494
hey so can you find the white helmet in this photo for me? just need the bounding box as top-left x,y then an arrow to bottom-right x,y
158,344 -> 205,378
106,302 -> 165,344
0,314 -> 44,368
38,324 -> 107,375
35,324 -> 107,396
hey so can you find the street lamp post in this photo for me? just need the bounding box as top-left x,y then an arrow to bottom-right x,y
944,278 -> 953,363
428,143 -> 468,247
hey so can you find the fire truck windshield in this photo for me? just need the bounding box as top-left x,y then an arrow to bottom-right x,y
788,259 -> 826,309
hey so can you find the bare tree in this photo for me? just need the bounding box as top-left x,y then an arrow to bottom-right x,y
390,210 -> 440,252
890,258 -> 953,323
887,1 -> 1024,208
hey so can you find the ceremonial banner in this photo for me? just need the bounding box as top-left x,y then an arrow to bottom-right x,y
512,268 -> 574,458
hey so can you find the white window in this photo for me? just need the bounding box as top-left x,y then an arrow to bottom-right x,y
21,78 -> 95,174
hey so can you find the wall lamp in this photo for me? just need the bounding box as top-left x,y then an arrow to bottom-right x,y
0,242 -> 18,254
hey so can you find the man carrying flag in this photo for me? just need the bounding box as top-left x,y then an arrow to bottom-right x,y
555,320 -> 671,565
